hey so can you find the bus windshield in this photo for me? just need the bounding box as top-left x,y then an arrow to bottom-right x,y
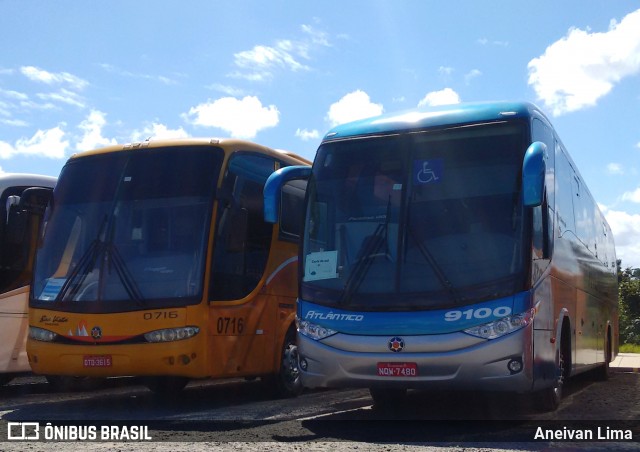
31,146 -> 223,313
302,122 -> 529,310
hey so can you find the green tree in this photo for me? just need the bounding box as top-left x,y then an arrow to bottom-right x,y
617,259 -> 640,345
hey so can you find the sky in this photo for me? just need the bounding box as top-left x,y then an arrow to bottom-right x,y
1,1 -> 640,268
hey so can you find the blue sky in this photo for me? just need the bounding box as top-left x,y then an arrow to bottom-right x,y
1,1 -> 640,268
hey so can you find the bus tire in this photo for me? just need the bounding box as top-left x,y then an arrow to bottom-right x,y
369,387 -> 407,409
144,376 -> 189,395
594,327 -> 611,381
535,331 -> 569,412
264,329 -> 302,398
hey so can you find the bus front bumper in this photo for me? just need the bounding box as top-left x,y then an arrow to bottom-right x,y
27,338 -> 206,378
297,325 -> 537,392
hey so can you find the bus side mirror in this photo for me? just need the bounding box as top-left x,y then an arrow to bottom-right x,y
522,141 -> 546,207
5,187 -> 53,245
19,187 -> 53,216
264,165 -> 311,223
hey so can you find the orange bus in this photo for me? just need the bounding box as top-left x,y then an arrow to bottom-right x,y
27,138 -> 310,395
0,174 -> 55,385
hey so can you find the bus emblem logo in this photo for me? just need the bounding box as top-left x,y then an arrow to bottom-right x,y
91,326 -> 102,340
388,337 -> 404,352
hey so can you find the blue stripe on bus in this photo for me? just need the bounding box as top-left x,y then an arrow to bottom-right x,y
298,292 -> 531,336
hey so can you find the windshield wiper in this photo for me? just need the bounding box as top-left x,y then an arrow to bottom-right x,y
53,215 -> 145,305
339,196 -> 392,305
54,215 -> 108,303
409,227 -> 461,304
339,223 -> 386,305
102,221 -> 145,306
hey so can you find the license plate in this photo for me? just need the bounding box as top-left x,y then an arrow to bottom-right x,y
377,362 -> 418,377
83,355 -> 112,368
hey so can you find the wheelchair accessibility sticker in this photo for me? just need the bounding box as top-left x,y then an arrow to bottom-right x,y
414,159 -> 443,184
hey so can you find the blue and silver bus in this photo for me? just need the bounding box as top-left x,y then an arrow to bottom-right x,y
264,101 -> 618,411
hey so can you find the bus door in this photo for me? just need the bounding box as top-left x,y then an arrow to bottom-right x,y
208,153 -> 278,377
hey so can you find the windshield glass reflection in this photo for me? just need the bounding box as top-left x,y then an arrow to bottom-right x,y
302,122 -> 528,310
31,146 -> 222,312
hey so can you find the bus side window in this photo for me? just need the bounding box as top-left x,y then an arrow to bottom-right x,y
210,154 -> 276,301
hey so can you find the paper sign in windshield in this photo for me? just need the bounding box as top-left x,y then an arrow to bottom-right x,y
39,278 -> 66,301
304,250 -> 338,281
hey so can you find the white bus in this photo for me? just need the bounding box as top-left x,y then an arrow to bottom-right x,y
0,174 -> 56,385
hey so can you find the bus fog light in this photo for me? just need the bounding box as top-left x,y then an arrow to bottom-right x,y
144,326 -> 199,343
508,358 -> 523,374
299,357 -> 308,371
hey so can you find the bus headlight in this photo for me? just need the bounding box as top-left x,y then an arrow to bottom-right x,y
144,326 -> 199,343
296,317 -> 337,341
463,310 -> 534,340
29,326 -> 58,342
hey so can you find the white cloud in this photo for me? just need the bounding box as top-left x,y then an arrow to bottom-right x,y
607,163 -> 624,175
603,207 -> 640,269
418,88 -> 461,107
528,9 -> 640,116
207,83 -> 246,97
131,122 -> 189,142
622,187 -> 640,203
75,110 -> 117,152
477,38 -> 509,47
231,24 -> 330,81
302,24 -> 330,47
1,119 -> 28,127
37,88 -> 85,108
20,66 -> 88,90
438,66 -> 454,76
464,69 -> 482,85
295,128 -> 319,141
99,63 -> 178,85
233,42 -> 309,81
0,88 -> 28,101
183,96 -> 279,139
0,126 -> 68,159
326,90 -> 383,127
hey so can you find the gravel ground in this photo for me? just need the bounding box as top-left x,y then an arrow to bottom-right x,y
1,371 -> 638,451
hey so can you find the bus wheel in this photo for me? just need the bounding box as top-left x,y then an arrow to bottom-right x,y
535,337 -> 567,412
594,328 -> 611,381
46,375 -> 103,392
264,330 -> 302,398
369,387 -> 407,409
144,376 -> 189,395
